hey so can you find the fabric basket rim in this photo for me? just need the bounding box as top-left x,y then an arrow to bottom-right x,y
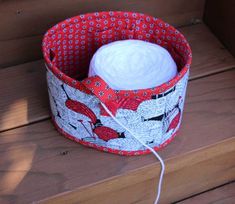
42,11 -> 192,98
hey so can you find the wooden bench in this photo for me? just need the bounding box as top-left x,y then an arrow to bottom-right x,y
0,1 -> 235,203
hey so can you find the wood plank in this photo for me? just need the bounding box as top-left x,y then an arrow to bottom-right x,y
176,182 -> 235,204
204,0 -> 235,57
0,60 -> 49,132
181,24 -> 235,79
0,35 -> 43,69
1,24 -> 235,131
0,70 -> 235,203
0,0 -> 205,41
39,139 -> 235,204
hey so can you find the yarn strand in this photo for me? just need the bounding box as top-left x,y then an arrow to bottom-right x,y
101,103 -> 165,204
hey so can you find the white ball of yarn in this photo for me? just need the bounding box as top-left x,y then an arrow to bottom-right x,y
88,39 -> 177,90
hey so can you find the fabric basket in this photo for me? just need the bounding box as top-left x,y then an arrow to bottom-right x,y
42,11 -> 192,156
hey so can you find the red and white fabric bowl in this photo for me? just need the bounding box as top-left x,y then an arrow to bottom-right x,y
42,11 -> 192,156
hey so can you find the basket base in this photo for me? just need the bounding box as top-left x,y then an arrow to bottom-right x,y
52,117 -> 179,156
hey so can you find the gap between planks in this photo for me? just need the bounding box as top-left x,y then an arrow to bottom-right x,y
174,180 -> 235,204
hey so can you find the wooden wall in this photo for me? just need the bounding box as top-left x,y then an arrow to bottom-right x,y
0,0 -> 205,69
204,0 -> 235,57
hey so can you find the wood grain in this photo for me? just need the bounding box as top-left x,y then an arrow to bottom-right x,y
0,70 -> 235,203
204,0 -> 235,57
0,24 -> 235,131
39,139 -> 235,204
177,182 -> 235,204
181,24 -> 235,79
0,35 -> 43,69
0,60 -> 49,132
0,0 -> 205,41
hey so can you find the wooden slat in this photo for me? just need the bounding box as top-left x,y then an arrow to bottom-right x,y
0,24 -> 235,131
0,70 -> 235,203
181,24 -> 235,79
0,60 -> 49,132
0,35 -> 43,69
40,139 -> 235,204
0,0 -> 205,41
204,0 -> 235,57
177,182 -> 235,204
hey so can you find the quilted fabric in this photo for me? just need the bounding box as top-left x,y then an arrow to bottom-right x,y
42,11 -> 192,155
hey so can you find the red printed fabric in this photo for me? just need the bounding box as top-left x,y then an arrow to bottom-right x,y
43,11 -> 192,155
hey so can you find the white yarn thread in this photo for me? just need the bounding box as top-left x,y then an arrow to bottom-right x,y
101,102 -> 165,204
